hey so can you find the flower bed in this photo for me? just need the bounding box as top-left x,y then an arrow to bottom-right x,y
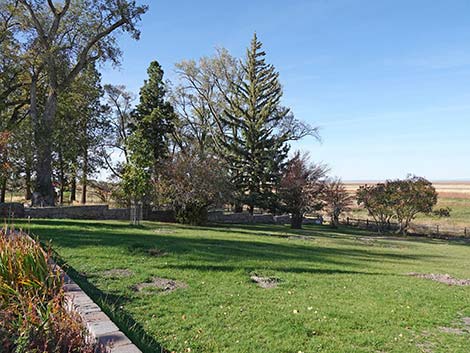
0,228 -> 106,353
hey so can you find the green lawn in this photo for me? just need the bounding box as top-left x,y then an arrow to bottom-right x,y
16,219 -> 470,353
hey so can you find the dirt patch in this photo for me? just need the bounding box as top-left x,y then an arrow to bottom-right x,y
250,275 -> 281,289
133,277 -> 187,294
102,269 -> 133,278
147,248 -> 167,257
438,317 -> 470,335
408,273 -> 470,286
153,228 -> 175,234
288,235 -> 314,241
438,327 -> 466,335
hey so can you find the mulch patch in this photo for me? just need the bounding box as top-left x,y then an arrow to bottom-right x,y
102,269 -> 133,278
133,277 -> 187,293
250,275 -> 281,289
408,273 -> 470,286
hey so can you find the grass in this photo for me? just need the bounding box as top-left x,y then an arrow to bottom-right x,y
14,219 -> 470,353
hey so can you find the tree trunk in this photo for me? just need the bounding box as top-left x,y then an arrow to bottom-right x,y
0,177 -> 6,203
81,155 -> 88,204
291,213 -> 303,229
25,167 -> 32,200
58,149 -> 65,205
70,169 -> 76,202
234,202 -> 243,213
32,82 -> 57,206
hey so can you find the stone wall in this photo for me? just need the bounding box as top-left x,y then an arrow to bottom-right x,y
0,203 -> 25,218
24,205 -> 127,220
0,202 -> 320,225
207,211 -> 321,225
209,212 -> 289,224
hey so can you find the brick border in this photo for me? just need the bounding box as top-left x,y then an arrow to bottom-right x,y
61,268 -> 143,353
10,230 -> 143,353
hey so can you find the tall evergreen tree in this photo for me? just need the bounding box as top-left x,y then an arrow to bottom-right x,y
124,61 -> 177,206
131,61 -> 177,173
220,33 -> 293,214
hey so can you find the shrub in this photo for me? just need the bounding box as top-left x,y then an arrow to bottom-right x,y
156,150 -> 232,225
0,229 -> 105,353
433,207 -> 451,218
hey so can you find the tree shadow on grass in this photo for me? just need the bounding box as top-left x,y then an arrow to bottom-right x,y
52,251 -> 167,353
24,219 -> 443,274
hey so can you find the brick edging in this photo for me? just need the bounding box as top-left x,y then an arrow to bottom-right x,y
62,271 -> 143,353
13,231 -> 143,353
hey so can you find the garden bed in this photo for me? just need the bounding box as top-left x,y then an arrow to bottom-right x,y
0,228 -> 141,353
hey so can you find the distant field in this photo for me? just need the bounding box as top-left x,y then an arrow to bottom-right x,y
345,181 -> 470,228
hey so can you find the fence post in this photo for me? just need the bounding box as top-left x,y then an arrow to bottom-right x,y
366,219 -> 369,228
347,217 -> 350,226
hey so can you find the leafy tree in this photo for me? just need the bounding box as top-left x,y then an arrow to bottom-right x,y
173,49 -> 239,155
5,0 -> 147,205
387,176 -> 437,233
356,183 -> 395,233
218,34 -> 317,214
155,149 -> 232,225
0,3 -> 29,130
356,176 -> 437,234
53,65 -> 108,204
103,84 -> 135,178
9,117 -> 34,201
0,131 -> 11,202
323,177 -> 353,227
278,152 -> 327,229
121,130 -> 153,206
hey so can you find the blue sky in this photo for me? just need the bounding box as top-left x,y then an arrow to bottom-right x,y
101,0 -> 470,181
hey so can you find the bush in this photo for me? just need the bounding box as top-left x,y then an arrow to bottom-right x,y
0,229 -> 105,353
175,201 -> 209,226
156,150 -> 232,226
433,207 -> 451,218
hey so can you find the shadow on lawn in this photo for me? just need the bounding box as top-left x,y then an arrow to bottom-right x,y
23,219 -> 443,273
53,251 -> 167,353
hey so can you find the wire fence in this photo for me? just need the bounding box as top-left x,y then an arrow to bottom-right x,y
343,217 -> 470,239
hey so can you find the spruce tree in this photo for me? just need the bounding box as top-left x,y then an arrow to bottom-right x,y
131,61 -> 177,173
220,33 -> 290,214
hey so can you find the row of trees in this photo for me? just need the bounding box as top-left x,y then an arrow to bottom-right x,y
0,2 -> 438,232
0,0 -> 147,205
115,34 -> 327,226
0,0 -> 330,227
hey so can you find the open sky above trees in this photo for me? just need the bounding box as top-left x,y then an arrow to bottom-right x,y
101,0 -> 470,181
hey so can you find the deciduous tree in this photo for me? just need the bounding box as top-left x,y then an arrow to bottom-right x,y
5,0 -> 147,205
278,152 -> 327,229
323,178 -> 353,227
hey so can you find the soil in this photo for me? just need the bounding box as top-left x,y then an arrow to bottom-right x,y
133,277 -> 187,293
102,269 -> 133,278
438,317 -> 470,335
250,275 -> 281,289
407,273 -> 470,286
288,235 -> 315,241
147,248 -> 167,257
